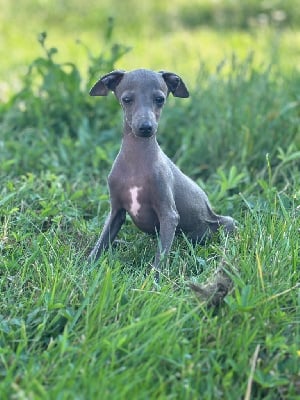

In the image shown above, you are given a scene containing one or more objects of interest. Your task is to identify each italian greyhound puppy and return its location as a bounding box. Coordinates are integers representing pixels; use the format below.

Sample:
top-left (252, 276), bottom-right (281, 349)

top-left (88, 69), bottom-right (235, 279)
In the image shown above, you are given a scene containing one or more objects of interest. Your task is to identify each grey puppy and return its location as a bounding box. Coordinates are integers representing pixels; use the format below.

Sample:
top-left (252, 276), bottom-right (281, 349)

top-left (88, 69), bottom-right (235, 279)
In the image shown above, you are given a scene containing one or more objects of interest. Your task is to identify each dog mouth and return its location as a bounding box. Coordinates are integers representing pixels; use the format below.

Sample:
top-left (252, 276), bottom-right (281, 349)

top-left (136, 123), bottom-right (155, 137)
top-left (134, 120), bottom-right (157, 138)
top-left (125, 114), bottom-right (158, 138)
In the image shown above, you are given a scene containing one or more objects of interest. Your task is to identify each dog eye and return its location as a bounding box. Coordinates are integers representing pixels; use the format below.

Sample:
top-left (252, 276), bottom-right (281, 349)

top-left (122, 96), bottom-right (133, 104)
top-left (155, 96), bottom-right (165, 106)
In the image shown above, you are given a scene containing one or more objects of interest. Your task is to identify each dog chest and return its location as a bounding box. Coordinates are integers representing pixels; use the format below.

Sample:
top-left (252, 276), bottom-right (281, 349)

top-left (111, 180), bottom-right (159, 233)
top-left (128, 186), bottom-right (142, 217)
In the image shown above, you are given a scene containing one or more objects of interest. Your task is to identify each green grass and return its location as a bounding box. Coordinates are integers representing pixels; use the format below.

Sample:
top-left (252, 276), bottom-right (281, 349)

top-left (1, 2), bottom-right (300, 399)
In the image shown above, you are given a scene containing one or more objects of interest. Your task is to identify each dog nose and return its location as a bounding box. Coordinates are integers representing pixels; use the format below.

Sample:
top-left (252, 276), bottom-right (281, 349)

top-left (139, 121), bottom-right (153, 137)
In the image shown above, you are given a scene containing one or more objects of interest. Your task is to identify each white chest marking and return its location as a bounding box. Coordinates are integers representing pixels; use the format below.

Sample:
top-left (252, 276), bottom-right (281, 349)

top-left (129, 186), bottom-right (142, 217)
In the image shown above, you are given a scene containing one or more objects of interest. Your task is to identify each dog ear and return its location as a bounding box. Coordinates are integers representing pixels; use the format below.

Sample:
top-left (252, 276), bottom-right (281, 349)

top-left (159, 71), bottom-right (189, 98)
top-left (89, 70), bottom-right (126, 96)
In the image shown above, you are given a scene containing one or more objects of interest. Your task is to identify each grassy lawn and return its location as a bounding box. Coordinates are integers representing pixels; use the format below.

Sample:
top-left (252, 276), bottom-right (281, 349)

top-left (1, 1), bottom-right (300, 399)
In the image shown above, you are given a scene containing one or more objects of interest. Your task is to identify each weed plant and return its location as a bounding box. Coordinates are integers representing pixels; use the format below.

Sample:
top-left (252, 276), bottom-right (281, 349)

top-left (0, 24), bottom-right (299, 399)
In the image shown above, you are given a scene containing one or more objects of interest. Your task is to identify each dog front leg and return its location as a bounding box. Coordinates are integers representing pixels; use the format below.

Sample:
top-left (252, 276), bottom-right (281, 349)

top-left (88, 208), bottom-right (126, 263)
top-left (153, 208), bottom-right (179, 281)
